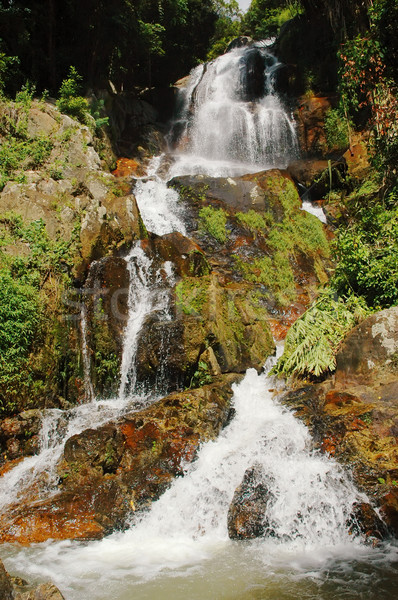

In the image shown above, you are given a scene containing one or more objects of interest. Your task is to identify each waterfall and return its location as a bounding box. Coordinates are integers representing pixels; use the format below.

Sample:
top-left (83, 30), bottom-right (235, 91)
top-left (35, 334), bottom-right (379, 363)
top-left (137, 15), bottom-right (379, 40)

top-left (3, 41), bottom-right (394, 600)
top-left (80, 303), bottom-right (95, 402)
top-left (118, 244), bottom-right (175, 400)
top-left (168, 43), bottom-right (298, 178)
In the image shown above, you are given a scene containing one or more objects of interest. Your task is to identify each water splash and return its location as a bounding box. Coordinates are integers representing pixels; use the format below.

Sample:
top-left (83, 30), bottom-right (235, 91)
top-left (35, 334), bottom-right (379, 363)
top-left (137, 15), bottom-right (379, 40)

top-left (133, 156), bottom-right (187, 236)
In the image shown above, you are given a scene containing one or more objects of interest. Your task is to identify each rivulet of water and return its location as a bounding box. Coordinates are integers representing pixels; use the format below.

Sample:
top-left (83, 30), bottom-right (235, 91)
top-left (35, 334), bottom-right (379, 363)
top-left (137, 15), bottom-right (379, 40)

top-left (118, 243), bottom-right (175, 400)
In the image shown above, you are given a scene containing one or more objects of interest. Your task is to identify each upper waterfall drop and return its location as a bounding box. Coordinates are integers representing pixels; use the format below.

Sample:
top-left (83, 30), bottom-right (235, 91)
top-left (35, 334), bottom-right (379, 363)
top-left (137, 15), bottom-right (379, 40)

top-left (168, 41), bottom-right (299, 178)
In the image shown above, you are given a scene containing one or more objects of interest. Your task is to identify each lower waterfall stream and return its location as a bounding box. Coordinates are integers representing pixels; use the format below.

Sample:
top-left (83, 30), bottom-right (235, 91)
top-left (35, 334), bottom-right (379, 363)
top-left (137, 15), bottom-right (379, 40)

top-left (3, 361), bottom-right (398, 599)
top-left (3, 41), bottom-right (398, 600)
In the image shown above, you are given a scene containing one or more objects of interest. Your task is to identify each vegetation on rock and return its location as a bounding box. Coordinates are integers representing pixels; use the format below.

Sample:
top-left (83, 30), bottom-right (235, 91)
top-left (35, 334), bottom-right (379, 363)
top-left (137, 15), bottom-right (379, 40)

top-left (273, 290), bottom-right (369, 378)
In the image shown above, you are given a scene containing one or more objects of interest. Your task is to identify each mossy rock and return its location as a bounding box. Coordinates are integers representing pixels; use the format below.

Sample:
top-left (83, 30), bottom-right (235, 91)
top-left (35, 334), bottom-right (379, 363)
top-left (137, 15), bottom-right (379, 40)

top-left (134, 274), bottom-right (275, 392)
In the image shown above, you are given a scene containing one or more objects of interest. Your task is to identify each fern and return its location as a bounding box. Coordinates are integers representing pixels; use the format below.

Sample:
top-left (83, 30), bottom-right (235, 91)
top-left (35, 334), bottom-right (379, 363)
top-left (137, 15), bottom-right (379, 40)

top-left (273, 290), bottom-right (369, 379)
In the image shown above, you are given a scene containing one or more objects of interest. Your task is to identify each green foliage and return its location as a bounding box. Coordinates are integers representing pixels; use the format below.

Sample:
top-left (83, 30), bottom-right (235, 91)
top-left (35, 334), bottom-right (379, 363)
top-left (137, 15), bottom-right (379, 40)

top-left (332, 197), bottom-right (398, 308)
top-left (0, 52), bottom-right (18, 96)
top-left (0, 94), bottom-right (53, 191)
top-left (273, 290), bottom-right (369, 379)
top-left (56, 67), bottom-right (90, 125)
top-left (189, 359), bottom-right (212, 388)
top-left (199, 206), bottom-right (228, 244)
top-left (236, 210), bottom-right (273, 232)
top-left (243, 0), bottom-right (302, 40)
top-left (324, 108), bottom-right (350, 150)
top-left (0, 270), bottom-right (42, 413)
top-left (0, 213), bottom-right (79, 413)
top-left (206, 1), bottom-right (242, 60)
top-left (89, 98), bottom-right (109, 132)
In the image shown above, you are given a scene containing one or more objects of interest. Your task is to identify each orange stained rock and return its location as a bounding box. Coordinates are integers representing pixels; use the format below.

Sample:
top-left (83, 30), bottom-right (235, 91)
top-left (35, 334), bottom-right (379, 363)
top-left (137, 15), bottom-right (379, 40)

top-left (0, 458), bottom-right (24, 477)
top-left (112, 158), bottom-right (146, 178)
top-left (0, 503), bottom-right (104, 545)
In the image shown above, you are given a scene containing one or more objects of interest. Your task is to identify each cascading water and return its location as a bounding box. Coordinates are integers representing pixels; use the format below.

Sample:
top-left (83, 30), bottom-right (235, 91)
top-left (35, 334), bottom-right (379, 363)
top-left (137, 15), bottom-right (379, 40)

top-left (0, 244), bottom-right (176, 514)
top-left (118, 244), bottom-right (175, 401)
top-left (168, 41), bottom-right (298, 178)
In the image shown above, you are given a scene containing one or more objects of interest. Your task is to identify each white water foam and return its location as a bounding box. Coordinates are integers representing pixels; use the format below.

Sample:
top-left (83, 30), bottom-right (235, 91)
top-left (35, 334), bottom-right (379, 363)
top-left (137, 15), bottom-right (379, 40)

top-left (168, 44), bottom-right (298, 178)
top-left (302, 200), bottom-right (327, 223)
top-left (4, 358), bottom-right (369, 599)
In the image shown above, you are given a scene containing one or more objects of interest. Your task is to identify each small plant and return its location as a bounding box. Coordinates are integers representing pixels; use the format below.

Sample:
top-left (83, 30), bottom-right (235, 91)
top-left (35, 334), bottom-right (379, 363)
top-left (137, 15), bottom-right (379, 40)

top-left (324, 108), bottom-right (350, 150)
top-left (199, 206), bottom-right (228, 244)
top-left (189, 360), bottom-right (212, 389)
top-left (56, 67), bottom-right (90, 125)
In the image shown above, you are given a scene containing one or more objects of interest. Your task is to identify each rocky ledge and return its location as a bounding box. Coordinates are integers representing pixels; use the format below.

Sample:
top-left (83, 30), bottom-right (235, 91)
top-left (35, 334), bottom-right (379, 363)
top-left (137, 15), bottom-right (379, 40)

top-left (0, 375), bottom-right (239, 544)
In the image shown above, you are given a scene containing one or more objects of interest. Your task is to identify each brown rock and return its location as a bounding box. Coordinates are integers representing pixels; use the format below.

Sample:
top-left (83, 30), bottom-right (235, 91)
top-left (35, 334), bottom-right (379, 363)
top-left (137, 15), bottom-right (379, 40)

top-left (287, 158), bottom-right (347, 200)
top-left (135, 274), bottom-right (275, 391)
top-left (112, 157), bottom-right (146, 178)
top-left (347, 502), bottom-right (388, 541)
top-left (335, 307), bottom-right (398, 386)
top-left (152, 232), bottom-right (210, 278)
top-left (0, 375), bottom-right (239, 544)
top-left (16, 583), bottom-right (65, 600)
top-left (0, 559), bottom-right (14, 600)
top-left (294, 95), bottom-right (336, 157)
top-left (228, 465), bottom-right (274, 539)
top-left (83, 255), bottom-right (130, 397)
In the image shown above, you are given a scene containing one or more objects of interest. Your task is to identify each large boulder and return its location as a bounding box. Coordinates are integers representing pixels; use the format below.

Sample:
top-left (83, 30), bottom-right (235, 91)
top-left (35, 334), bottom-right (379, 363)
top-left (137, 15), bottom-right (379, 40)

top-left (0, 560), bottom-right (14, 600)
top-left (83, 255), bottom-right (130, 397)
top-left (0, 375), bottom-right (239, 544)
top-left (294, 94), bottom-right (337, 158)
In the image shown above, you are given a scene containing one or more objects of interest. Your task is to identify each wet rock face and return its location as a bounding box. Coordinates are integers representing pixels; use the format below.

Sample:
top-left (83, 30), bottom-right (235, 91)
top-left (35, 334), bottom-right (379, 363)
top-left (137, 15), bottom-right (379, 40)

top-left (135, 273), bottom-right (275, 393)
top-left (0, 560), bottom-right (14, 600)
top-left (239, 48), bottom-right (266, 102)
top-left (294, 94), bottom-right (336, 157)
top-left (0, 560), bottom-right (65, 600)
top-left (0, 375), bottom-right (239, 544)
top-left (347, 502), bottom-right (388, 541)
top-left (227, 465), bottom-right (274, 539)
top-left (84, 256), bottom-right (130, 397)
top-left (0, 410), bottom-right (42, 463)
top-left (281, 307), bottom-right (398, 538)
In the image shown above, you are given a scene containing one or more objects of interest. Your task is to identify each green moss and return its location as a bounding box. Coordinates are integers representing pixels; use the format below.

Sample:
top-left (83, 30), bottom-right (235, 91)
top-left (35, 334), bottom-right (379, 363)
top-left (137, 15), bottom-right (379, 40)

top-left (234, 253), bottom-right (296, 306)
top-left (268, 211), bottom-right (330, 257)
top-left (199, 206), bottom-right (228, 244)
top-left (236, 209), bottom-right (273, 232)
top-left (176, 277), bottom-right (209, 316)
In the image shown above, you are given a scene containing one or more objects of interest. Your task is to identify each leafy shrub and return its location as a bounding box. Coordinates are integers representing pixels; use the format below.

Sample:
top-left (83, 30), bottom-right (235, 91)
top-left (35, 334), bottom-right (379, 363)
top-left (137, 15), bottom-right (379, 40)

top-left (0, 270), bottom-right (42, 412)
top-left (332, 200), bottom-right (398, 308)
top-left (273, 291), bottom-right (369, 379)
top-left (56, 67), bottom-right (90, 124)
top-left (199, 206), bottom-right (228, 244)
